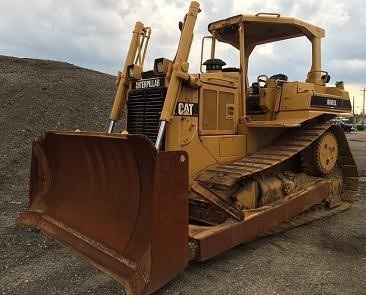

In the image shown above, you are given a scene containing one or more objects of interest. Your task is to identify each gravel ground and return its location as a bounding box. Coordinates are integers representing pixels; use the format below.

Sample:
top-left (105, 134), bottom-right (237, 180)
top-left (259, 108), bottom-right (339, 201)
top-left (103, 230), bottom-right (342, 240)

top-left (1, 56), bottom-right (365, 294)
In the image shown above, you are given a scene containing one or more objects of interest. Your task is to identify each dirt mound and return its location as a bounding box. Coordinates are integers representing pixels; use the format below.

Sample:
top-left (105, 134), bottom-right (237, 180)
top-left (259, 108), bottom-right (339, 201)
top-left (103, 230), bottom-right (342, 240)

top-left (0, 55), bottom-right (126, 294)
top-left (0, 55), bottom-right (116, 226)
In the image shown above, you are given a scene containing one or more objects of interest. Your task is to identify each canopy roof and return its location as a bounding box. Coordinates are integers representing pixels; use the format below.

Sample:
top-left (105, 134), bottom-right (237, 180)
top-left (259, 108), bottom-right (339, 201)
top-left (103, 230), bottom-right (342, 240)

top-left (208, 13), bottom-right (325, 49)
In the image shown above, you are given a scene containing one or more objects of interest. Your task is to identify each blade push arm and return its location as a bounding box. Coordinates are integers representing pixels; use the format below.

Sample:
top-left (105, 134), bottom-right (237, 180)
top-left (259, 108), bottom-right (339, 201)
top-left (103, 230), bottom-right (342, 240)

top-left (155, 1), bottom-right (201, 149)
top-left (108, 22), bottom-right (151, 133)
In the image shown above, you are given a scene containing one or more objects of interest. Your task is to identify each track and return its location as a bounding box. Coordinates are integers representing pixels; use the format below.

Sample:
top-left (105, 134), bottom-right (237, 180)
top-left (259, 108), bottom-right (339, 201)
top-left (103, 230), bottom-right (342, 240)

top-left (194, 122), bottom-right (358, 221)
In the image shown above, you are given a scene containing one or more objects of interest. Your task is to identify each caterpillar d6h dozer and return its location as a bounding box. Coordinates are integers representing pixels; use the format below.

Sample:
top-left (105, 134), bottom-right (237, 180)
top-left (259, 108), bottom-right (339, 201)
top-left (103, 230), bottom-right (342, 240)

top-left (17, 1), bottom-right (358, 294)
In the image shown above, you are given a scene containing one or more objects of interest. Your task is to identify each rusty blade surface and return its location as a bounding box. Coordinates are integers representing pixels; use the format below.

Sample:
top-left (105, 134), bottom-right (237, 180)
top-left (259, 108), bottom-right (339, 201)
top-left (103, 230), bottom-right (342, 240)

top-left (17, 131), bottom-right (189, 294)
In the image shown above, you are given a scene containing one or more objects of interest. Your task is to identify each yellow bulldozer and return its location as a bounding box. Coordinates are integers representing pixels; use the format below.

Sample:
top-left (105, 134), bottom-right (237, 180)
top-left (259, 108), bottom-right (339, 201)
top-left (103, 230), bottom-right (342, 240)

top-left (18, 2), bottom-right (358, 294)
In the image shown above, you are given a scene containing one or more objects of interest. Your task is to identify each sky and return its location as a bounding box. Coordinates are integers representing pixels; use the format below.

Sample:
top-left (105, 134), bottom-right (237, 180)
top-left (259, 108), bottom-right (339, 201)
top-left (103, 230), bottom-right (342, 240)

top-left (1, 0), bottom-right (365, 113)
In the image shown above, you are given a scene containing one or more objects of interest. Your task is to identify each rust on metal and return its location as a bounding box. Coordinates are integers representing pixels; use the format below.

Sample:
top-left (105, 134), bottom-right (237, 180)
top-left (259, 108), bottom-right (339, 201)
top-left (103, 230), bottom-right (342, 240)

top-left (190, 180), bottom-right (331, 261)
top-left (17, 131), bottom-right (190, 295)
top-left (191, 181), bottom-right (243, 221)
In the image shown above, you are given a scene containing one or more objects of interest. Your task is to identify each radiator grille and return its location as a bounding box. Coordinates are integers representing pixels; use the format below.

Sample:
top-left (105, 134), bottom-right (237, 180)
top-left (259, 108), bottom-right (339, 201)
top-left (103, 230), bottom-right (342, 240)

top-left (127, 87), bottom-right (166, 143)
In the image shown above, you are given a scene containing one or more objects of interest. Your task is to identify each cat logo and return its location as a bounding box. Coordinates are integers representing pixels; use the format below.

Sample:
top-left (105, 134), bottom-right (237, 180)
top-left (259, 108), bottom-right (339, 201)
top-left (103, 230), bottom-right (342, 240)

top-left (175, 102), bottom-right (198, 116)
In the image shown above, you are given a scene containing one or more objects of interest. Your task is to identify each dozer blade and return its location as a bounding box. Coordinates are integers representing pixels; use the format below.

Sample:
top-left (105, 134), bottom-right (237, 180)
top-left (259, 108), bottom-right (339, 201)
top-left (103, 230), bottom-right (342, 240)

top-left (17, 131), bottom-right (189, 295)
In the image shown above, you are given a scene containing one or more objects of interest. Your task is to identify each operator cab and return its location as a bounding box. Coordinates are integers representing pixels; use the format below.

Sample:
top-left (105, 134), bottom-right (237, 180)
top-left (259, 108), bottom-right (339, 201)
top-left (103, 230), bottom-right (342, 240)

top-left (200, 13), bottom-right (351, 122)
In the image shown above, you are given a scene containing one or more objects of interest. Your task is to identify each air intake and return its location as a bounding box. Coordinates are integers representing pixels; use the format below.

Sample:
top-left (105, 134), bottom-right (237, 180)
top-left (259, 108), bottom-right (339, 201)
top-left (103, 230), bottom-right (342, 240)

top-left (127, 87), bottom-right (166, 143)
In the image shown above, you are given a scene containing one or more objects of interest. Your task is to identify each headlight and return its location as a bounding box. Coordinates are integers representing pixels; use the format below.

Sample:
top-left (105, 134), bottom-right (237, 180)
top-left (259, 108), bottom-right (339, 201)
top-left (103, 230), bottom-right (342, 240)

top-left (127, 64), bottom-right (142, 79)
top-left (128, 66), bottom-right (134, 78)
top-left (153, 58), bottom-right (172, 75)
top-left (156, 61), bottom-right (164, 73)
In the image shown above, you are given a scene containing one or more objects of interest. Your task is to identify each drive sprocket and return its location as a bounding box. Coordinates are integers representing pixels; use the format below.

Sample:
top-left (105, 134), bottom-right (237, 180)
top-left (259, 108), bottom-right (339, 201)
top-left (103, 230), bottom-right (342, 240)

top-left (301, 131), bottom-right (339, 176)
